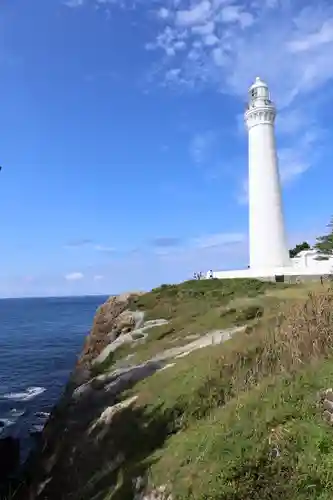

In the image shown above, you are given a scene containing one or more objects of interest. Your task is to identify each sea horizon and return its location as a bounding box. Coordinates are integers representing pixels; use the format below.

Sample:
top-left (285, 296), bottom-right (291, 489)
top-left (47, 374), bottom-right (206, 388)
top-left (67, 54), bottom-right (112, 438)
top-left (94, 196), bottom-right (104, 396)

top-left (0, 293), bottom-right (115, 301)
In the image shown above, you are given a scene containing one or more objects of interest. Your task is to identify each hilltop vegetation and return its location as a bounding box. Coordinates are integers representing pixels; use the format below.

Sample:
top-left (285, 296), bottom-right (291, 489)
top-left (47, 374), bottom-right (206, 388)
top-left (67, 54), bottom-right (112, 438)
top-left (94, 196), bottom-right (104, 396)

top-left (14, 277), bottom-right (333, 500)
top-left (92, 278), bottom-right (285, 373)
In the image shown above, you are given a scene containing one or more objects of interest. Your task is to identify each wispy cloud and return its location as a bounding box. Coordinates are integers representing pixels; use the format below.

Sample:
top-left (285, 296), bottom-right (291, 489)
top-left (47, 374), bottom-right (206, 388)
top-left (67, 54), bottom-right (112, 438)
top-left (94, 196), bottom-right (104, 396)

top-left (150, 237), bottom-right (183, 248)
top-left (63, 0), bottom-right (85, 7)
top-left (64, 238), bottom-right (93, 248)
top-left (123, 230), bottom-right (247, 260)
top-left (142, 1), bottom-right (333, 106)
top-left (149, 231), bottom-right (246, 256)
top-left (6, 224), bottom-right (325, 297)
top-left (65, 1), bottom-right (333, 103)
top-left (93, 274), bottom-right (104, 281)
top-left (64, 0), bottom-right (331, 195)
top-left (65, 272), bottom-right (84, 281)
top-left (192, 232), bottom-right (245, 249)
top-left (145, 0), bottom-right (331, 192)
top-left (189, 130), bottom-right (218, 164)
top-left (93, 244), bottom-right (116, 253)
top-left (64, 240), bottom-right (116, 253)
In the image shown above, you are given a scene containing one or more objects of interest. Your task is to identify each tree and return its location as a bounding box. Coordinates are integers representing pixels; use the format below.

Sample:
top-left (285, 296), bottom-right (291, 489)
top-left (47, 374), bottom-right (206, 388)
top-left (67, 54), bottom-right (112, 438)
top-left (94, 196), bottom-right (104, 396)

top-left (289, 241), bottom-right (311, 258)
top-left (314, 217), bottom-right (333, 258)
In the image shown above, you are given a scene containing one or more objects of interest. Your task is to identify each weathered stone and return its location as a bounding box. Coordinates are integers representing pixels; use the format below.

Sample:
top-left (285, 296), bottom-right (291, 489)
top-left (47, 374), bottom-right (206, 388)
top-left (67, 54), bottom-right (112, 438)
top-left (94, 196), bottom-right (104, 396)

top-left (88, 396), bottom-right (138, 440)
top-left (134, 484), bottom-right (171, 500)
top-left (318, 388), bottom-right (333, 401)
top-left (77, 292), bottom-right (143, 368)
top-left (323, 398), bottom-right (333, 413)
top-left (323, 410), bottom-right (333, 425)
top-left (324, 389), bottom-right (333, 401)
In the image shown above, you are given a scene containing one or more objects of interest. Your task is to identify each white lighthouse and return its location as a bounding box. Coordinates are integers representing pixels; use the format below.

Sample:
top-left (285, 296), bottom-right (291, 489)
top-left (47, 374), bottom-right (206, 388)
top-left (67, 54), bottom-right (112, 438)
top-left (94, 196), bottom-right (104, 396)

top-left (208, 78), bottom-right (333, 281)
top-left (244, 77), bottom-right (290, 272)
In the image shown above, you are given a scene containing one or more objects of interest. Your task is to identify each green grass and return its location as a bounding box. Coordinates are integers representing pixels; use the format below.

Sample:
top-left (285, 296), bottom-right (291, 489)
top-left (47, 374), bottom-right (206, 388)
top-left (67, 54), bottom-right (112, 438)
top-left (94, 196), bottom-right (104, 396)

top-left (15, 278), bottom-right (333, 500)
top-left (148, 360), bottom-right (333, 500)
top-left (94, 279), bottom-right (289, 371)
top-left (128, 278), bottom-right (285, 322)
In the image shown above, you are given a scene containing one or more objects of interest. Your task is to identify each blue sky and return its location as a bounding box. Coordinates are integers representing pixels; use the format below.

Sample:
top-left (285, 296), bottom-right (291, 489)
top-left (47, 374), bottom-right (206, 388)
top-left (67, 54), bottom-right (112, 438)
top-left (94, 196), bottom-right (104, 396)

top-left (0, 0), bottom-right (333, 297)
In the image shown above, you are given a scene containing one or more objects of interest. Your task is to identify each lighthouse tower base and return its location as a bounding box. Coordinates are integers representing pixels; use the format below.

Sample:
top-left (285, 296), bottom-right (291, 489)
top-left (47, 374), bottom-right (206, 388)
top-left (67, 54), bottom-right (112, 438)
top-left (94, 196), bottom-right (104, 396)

top-left (207, 250), bottom-right (333, 282)
top-left (208, 267), bottom-right (319, 283)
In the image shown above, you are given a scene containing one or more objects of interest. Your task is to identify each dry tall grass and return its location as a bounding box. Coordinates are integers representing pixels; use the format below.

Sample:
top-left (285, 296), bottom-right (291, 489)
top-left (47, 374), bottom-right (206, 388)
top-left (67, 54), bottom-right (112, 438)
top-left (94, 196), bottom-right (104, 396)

top-left (258, 288), bottom-right (333, 374)
top-left (161, 287), bottom-right (333, 424)
top-left (204, 287), bottom-right (333, 407)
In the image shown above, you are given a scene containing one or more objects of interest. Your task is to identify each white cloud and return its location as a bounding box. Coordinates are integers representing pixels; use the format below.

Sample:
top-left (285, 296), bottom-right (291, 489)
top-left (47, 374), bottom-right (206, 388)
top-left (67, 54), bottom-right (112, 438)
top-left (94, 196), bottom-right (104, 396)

top-left (141, 0), bottom-right (333, 110)
top-left (64, 238), bottom-right (93, 249)
top-left (192, 21), bottom-right (215, 35)
top-left (275, 108), bottom-right (306, 136)
top-left (157, 7), bottom-right (170, 19)
top-left (67, 1), bottom-right (333, 106)
top-left (65, 0), bottom-right (331, 197)
top-left (150, 231), bottom-right (246, 257)
top-left (63, 0), bottom-right (85, 7)
top-left (279, 129), bottom-right (319, 184)
top-left (203, 34), bottom-right (219, 46)
top-left (93, 244), bottom-right (115, 252)
top-left (93, 274), bottom-right (104, 280)
top-left (176, 1), bottom-right (212, 26)
top-left (218, 5), bottom-right (254, 27)
top-left (288, 19), bottom-right (333, 53)
top-left (192, 232), bottom-right (245, 249)
top-left (65, 272), bottom-right (84, 281)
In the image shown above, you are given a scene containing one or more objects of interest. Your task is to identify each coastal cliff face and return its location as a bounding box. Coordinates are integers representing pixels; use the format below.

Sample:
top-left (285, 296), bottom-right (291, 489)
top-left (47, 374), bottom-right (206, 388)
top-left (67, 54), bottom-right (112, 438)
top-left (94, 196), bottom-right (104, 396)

top-left (14, 280), bottom-right (333, 500)
top-left (16, 291), bottom-right (146, 499)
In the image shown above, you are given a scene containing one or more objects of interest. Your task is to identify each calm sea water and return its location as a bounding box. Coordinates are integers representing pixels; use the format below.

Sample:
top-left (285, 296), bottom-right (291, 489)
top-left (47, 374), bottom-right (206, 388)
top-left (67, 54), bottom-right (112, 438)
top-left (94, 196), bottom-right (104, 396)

top-left (0, 295), bottom-right (107, 462)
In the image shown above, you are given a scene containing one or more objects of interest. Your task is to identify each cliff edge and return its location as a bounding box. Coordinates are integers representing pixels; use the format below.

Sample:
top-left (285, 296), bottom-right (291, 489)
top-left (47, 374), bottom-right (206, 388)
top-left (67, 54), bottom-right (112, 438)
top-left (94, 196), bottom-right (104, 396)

top-left (14, 279), bottom-right (333, 500)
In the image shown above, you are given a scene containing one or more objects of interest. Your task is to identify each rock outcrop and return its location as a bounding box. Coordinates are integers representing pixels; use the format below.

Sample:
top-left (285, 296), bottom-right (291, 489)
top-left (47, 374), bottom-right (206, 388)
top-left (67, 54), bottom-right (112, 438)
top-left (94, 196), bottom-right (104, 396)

top-left (77, 292), bottom-right (142, 369)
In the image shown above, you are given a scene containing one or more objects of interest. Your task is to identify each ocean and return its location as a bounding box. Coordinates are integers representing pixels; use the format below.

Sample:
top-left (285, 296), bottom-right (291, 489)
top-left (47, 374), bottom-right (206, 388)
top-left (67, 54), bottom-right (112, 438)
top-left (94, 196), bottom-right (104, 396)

top-left (0, 295), bottom-right (108, 463)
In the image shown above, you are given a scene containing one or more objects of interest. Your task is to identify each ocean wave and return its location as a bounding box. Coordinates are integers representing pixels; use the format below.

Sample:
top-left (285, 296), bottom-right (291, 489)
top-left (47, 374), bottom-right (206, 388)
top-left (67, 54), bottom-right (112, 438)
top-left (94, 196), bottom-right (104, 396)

top-left (10, 408), bottom-right (26, 418)
top-left (3, 386), bottom-right (46, 402)
top-left (0, 407), bottom-right (27, 433)
top-left (34, 411), bottom-right (50, 419)
top-left (0, 417), bottom-right (15, 428)
top-left (29, 423), bottom-right (45, 436)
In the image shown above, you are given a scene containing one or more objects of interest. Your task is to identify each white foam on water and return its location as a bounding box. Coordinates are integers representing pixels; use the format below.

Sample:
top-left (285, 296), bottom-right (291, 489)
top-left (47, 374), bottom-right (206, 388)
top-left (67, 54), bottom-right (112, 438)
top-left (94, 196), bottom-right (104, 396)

top-left (29, 423), bottom-right (45, 435)
top-left (34, 411), bottom-right (50, 419)
top-left (0, 407), bottom-right (27, 433)
top-left (0, 417), bottom-right (15, 428)
top-left (3, 386), bottom-right (46, 402)
top-left (10, 408), bottom-right (26, 418)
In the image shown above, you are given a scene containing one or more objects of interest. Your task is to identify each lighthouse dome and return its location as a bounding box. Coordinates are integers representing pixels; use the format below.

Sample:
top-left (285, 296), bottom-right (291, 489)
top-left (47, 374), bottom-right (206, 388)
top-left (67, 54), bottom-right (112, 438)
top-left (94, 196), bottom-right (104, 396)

top-left (249, 77), bottom-right (268, 91)
top-left (248, 76), bottom-right (270, 101)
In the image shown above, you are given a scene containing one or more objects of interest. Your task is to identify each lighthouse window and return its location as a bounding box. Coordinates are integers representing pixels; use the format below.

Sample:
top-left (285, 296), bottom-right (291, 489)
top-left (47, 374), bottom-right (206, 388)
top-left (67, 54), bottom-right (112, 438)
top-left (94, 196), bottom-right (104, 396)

top-left (251, 88), bottom-right (258, 98)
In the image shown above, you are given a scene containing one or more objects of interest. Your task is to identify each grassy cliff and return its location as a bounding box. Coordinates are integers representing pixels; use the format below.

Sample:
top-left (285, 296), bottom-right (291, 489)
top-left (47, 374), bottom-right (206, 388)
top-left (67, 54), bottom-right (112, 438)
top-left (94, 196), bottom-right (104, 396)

top-left (14, 278), bottom-right (333, 500)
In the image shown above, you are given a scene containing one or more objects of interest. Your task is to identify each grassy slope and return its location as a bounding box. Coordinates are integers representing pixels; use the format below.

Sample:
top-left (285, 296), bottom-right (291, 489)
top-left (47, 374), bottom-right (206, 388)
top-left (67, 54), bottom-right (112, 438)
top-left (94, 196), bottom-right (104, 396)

top-left (95, 279), bottom-right (288, 372)
top-left (19, 278), bottom-right (333, 500)
top-left (150, 361), bottom-right (333, 500)
top-left (77, 278), bottom-right (333, 500)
